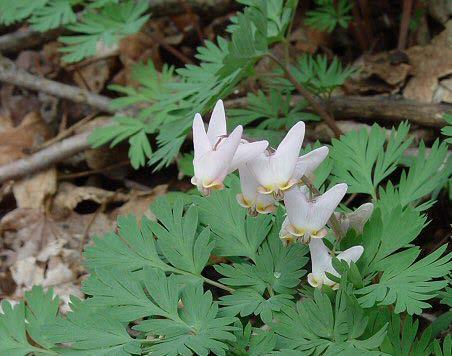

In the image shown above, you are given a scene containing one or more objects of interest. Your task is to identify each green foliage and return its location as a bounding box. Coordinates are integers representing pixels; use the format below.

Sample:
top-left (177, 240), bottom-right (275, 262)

top-left (230, 322), bottom-right (277, 355)
top-left (228, 90), bottom-right (318, 146)
top-left (0, 287), bottom-right (58, 355)
top-left (0, 0), bottom-right (149, 62)
top-left (0, 161), bottom-right (451, 354)
top-left (194, 177), bottom-right (273, 261)
top-left (272, 288), bottom-right (387, 354)
top-left (290, 54), bottom-right (358, 95)
top-left (59, 1), bottom-right (149, 62)
top-left (442, 112), bottom-right (452, 144)
top-left (90, 1), bottom-right (301, 169)
top-left (305, 0), bottom-right (352, 32)
top-left (84, 196), bottom-right (213, 279)
top-left (398, 139), bottom-right (450, 209)
top-left (330, 122), bottom-right (412, 198)
top-left (216, 210), bottom-right (308, 323)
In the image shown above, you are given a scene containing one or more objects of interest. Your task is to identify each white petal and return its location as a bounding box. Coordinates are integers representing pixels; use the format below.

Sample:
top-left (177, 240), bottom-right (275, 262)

top-left (192, 113), bottom-right (211, 160)
top-left (310, 183), bottom-right (348, 230)
top-left (216, 125), bottom-right (243, 163)
top-left (194, 125), bottom-right (242, 187)
top-left (229, 140), bottom-right (268, 173)
top-left (207, 99), bottom-right (227, 146)
top-left (238, 165), bottom-right (260, 203)
top-left (270, 121), bottom-right (305, 185)
top-left (348, 203), bottom-right (374, 234)
top-left (292, 146), bottom-right (329, 180)
top-left (275, 121), bottom-right (305, 158)
top-left (284, 185), bottom-right (311, 230)
top-left (336, 245), bottom-right (364, 264)
top-left (308, 238), bottom-right (333, 278)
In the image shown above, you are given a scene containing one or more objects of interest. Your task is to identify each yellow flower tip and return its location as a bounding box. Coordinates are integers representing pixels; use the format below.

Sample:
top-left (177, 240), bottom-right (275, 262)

top-left (203, 180), bottom-right (224, 190)
top-left (286, 224), bottom-right (306, 237)
top-left (236, 194), bottom-right (252, 209)
top-left (279, 179), bottom-right (298, 191)
top-left (310, 228), bottom-right (328, 239)
top-left (257, 185), bottom-right (274, 195)
top-left (256, 204), bottom-right (276, 215)
top-left (280, 234), bottom-right (297, 246)
top-left (307, 273), bottom-right (321, 288)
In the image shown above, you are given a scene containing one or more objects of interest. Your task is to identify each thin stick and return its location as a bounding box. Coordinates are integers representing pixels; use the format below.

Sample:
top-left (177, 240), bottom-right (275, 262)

top-left (146, 31), bottom-right (195, 65)
top-left (0, 55), bottom-right (113, 113)
top-left (267, 53), bottom-right (343, 138)
top-left (398, 0), bottom-right (413, 50)
top-left (0, 130), bottom-right (93, 183)
top-left (300, 176), bottom-right (344, 241)
top-left (33, 113), bottom-right (97, 152)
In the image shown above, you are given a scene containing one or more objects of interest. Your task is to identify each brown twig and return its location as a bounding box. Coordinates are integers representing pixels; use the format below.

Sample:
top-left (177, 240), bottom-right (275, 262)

top-left (267, 53), bottom-right (343, 138)
top-left (0, 130), bottom-right (93, 183)
top-left (398, 0), bottom-right (413, 50)
top-left (146, 31), bottom-right (195, 65)
top-left (33, 113), bottom-right (98, 152)
top-left (0, 55), bottom-right (113, 113)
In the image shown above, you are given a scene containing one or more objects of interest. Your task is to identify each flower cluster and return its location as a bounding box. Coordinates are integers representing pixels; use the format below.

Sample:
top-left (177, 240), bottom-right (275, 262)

top-left (192, 100), bottom-right (370, 289)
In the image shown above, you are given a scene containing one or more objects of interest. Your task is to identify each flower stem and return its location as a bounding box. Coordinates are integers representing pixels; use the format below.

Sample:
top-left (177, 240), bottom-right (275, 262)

top-left (266, 53), bottom-right (343, 138)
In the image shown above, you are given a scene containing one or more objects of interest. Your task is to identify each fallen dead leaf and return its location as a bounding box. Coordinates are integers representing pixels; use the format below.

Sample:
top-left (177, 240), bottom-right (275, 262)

top-left (53, 182), bottom-right (129, 215)
top-left (344, 51), bottom-right (411, 94)
top-left (111, 184), bottom-right (168, 222)
top-left (403, 25), bottom-right (452, 102)
top-left (12, 168), bottom-right (57, 209)
top-left (0, 112), bottom-right (51, 165)
top-left (73, 59), bottom-right (114, 93)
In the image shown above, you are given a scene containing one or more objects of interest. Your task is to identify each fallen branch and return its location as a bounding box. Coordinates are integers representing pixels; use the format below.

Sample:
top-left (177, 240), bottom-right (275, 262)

top-left (0, 28), bottom-right (62, 53)
top-left (0, 92), bottom-right (449, 184)
top-left (228, 95), bottom-right (450, 128)
top-left (322, 95), bottom-right (449, 128)
top-left (0, 55), bottom-right (113, 113)
top-left (0, 131), bottom-right (91, 183)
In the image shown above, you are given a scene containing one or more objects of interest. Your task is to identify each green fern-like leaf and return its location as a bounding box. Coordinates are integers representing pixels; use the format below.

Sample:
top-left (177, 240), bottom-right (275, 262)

top-left (29, 0), bottom-right (79, 31)
top-left (356, 245), bottom-right (451, 315)
top-left (0, 286), bottom-right (59, 355)
top-left (272, 288), bottom-right (387, 354)
top-left (194, 176), bottom-right (272, 261)
top-left (441, 113), bottom-right (452, 144)
top-left (305, 0), bottom-right (352, 32)
top-left (330, 122), bottom-right (412, 198)
top-left (59, 0), bottom-right (149, 62)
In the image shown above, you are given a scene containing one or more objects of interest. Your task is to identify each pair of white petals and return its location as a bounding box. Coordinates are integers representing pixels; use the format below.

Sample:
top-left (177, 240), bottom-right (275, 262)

top-left (308, 238), bottom-right (364, 289)
top-left (280, 183), bottom-right (348, 244)
top-left (191, 100), bottom-right (268, 195)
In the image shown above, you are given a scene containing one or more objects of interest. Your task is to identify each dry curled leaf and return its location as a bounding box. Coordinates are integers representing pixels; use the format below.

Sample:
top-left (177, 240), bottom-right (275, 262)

top-left (403, 25), bottom-right (452, 103)
top-left (12, 168), bottom-right (57, 209)
top-left (0, 112), bottom-right (51, 165)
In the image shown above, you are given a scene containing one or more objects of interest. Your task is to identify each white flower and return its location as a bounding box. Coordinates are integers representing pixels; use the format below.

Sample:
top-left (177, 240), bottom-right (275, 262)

top-left (308, 238), bottom-right (364, 289)
top-left (282, 183), bottom-right (348, 243)
top-left (236, 165), bottom-right (276, 215)
top-left (248, 121), bottom-right (305, 197)
top-left (191, 100), bottom-right (268, 195)
top-left (335, 202), bottom-right (374, 235)
top-left (291, 146), bottom-right (329, 181)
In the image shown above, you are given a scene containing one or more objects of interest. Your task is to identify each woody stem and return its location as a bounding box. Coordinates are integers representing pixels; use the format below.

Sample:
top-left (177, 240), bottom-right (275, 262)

top-left (266, 53), bottom-right (343, 138)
